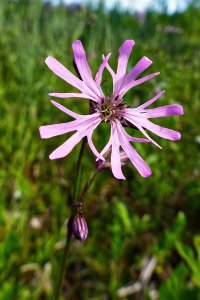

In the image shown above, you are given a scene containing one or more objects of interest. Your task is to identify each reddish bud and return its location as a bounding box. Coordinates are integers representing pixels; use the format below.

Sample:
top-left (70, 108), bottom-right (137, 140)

top-left (71, 214), bottom-right (88, 242)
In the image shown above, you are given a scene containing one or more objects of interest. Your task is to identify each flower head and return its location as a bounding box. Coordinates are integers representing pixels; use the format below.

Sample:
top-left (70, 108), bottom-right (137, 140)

top-left (39, 40), bottom-right (183, 179)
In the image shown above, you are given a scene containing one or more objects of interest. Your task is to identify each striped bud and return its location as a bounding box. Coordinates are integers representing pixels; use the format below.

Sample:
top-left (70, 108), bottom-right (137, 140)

top-left (71, 214), bottom-right (88, 242)
top-left (97, 151), bottom-right (128, 170)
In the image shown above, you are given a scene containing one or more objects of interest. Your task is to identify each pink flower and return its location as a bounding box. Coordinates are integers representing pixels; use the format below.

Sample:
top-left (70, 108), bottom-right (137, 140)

top-left (39, 40), bottom-right (183, 180)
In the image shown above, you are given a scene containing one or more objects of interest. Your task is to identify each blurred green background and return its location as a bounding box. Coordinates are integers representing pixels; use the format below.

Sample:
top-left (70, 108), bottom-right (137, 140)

top-left (0, 0), bottom-right (200, 299)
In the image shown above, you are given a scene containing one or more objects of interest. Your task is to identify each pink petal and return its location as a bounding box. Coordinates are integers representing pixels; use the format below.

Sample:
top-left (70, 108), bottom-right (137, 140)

top-left (117, 56), bottom-right (152, 96)
top-left (51, 100), bottom-right (82, 119)
top-left (46, 56), bottom-right (83, 91)
top-left (110, 123), bottom-right (126, 180)
top-left (136, 125), bottom-right (162, 149)
top-left (85, 117), bottom-right (105, 161)
top-left (72, 40), bottom-right (103, 99)
top-left (128, 136), bottom-right (151, 143)
top-left (45, 56), bottom-right (98, 101)
top-left (39, 113), bottom-right (100, 139)
top-left (116, 122), bottom-right (152, 177)
top-left (49, 92), bottom-right (97, 102)
top-left (49, 130), bottom-right (84, 160)
top-left (95, 53), bottom-right (111, 86)
top-left (116, 40), bottom-right (135, 77)
top-left (99, 137), bottom-right (112, 157)
top-left (145, 104), bottom-right (184, 118)
top-left (124, 132), bottom-right (151, 143)
top-left (121, 140), bottom-right (152, 177)
top-left (103, 55), bottom-right (116, 94)
top-left (114, 40), bottom-right (135, 93)
top-left (138, 118), bottom-right (181, 140)
top-left (103, 56), bottom-right (116, 79)
top-left (51, 100), bottom-right (100, 121)
top-left (72, 41), bottom-right (91, 79)
top-left (133, 72), bottom-right (160, 86)
top-left (39, 119), bottom-right (84, 139)
top-left (122, 113), bottom-right (162, 148)
top-left (138, 90), bottom-right (165, 109)
top-left (87, 131), bottom-right (105, 161)
top-left (127, 56), bottom-right (153, 79)
top-left (120, 71), bottom-right (160, 97)
top-left (49, 117), bottom-right (101, 160)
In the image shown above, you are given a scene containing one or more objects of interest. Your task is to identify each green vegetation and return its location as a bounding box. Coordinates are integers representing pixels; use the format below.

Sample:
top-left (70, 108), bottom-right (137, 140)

top-left (0, 0), bottom-right (199, 299)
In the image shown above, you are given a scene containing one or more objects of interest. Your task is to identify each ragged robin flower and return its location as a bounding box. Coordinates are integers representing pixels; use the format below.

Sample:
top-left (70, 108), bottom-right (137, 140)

top-left (39, 40), bottom-right (183, 179)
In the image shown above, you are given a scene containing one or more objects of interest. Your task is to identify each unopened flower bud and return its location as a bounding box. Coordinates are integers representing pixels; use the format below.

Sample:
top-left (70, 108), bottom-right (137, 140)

top-left (97, 151), bottom-right (128, 170)
top-left (71, 214), bottom-right (88, 242)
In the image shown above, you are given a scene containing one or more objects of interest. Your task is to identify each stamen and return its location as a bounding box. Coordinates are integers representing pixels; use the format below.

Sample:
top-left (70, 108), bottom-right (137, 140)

top-left (96, 97), bottom-right (127, 122)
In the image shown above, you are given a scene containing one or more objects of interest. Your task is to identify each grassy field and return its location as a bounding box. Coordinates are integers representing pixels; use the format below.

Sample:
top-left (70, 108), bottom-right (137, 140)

top-left (0, 0), bottom-right (200, 299)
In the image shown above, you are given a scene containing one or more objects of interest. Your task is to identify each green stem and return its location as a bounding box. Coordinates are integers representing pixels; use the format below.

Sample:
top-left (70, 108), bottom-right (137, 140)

top-left (78, 151), bottom-right (109, 205)
top-left (72, 137), bottom-right (87, 202)
top-left (53, 138), bottom-right (86, 300)
top-left (53, 231), bottom-right (71, 300)
top-left (79, 169), bottom-right (99, 204)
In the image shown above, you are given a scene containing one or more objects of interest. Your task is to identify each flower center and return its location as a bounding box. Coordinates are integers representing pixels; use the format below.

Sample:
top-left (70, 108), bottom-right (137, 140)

top-left (94, 96), bottom-right (127, 123)
top-left (101, 101), bottom-right (116, 122)
top-left (95, 97), bottom-right (119, 122)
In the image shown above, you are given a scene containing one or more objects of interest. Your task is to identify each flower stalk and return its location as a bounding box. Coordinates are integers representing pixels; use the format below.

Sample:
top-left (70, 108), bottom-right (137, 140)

top-left (53, 138), bottom-right (86, 300)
